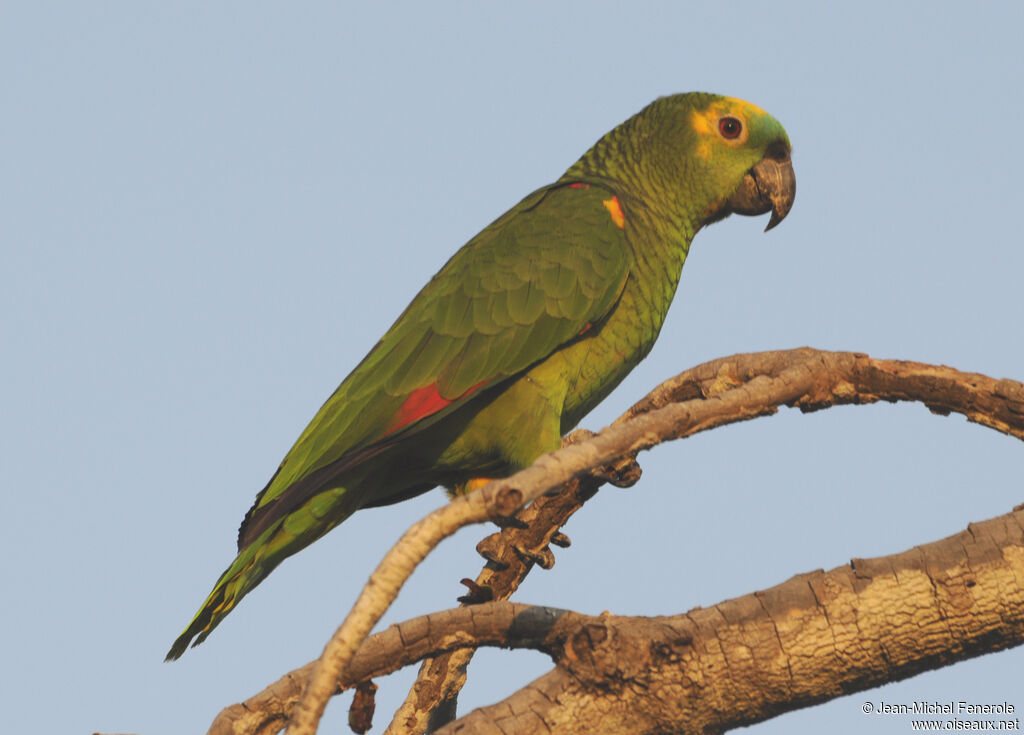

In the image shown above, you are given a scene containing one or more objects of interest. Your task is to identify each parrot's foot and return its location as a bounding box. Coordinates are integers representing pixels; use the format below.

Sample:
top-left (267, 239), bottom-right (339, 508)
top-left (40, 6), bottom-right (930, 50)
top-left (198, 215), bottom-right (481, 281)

top-left (513, 544), bottom-right (555, 569)
top-left (591, 454), bottom-right (642, 488)
top-left (477, 527), bottom-right (565, 570)
top-left (475, 533), bottom-right (510, 569)
top-left (550, 531), bottom-right (571, 548)
top-left (476, 526), bottom-right (569, 569)
top-left (457, 578), bottom-right (494, 604)
top-left (563, 429), bottom-right (642, 488)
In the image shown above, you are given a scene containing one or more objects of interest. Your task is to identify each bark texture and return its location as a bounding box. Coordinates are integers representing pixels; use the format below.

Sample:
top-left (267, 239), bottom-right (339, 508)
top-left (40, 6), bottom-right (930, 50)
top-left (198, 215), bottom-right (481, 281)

top-left (203, 349), bottom-right (1024, 735)
top-left (441, 508), bottom-right (1024, 734)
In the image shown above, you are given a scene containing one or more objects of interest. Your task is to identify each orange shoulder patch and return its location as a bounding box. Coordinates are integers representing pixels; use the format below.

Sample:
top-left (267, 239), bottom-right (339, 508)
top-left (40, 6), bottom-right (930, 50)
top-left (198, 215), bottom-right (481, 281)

top-left (602, 196), bottom-right (625, 229)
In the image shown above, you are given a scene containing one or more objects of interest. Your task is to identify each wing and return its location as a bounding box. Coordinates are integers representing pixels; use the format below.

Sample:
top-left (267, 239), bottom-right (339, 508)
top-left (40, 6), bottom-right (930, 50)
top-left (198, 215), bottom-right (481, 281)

top-left (238, 181), bottom-right (630, 547)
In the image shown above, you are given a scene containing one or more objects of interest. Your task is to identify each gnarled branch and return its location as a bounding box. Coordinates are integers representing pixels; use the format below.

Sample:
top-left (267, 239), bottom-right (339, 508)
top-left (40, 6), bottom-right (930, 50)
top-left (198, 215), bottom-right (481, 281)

top-left (438, 504), bottom-right (1024, 734)
top-left (206, 348), bottom-right (1024, 735)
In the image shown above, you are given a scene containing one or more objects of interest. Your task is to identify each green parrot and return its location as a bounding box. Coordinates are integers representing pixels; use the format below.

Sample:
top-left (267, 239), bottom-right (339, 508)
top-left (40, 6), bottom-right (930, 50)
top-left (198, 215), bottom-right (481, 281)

top-left (167, 92), bottom-right (795, 660)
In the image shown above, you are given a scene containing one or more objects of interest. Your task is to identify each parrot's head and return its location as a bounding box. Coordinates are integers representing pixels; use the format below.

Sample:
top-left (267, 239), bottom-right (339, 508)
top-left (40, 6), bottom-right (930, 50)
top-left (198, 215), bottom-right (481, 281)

top-left (573, 92), bottom-right (795, 237)
top-left (684, 94), bottom-right (796, 232)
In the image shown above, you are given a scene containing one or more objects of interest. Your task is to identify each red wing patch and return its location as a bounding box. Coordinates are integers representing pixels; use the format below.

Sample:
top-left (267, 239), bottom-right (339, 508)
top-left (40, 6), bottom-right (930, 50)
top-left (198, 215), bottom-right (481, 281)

top-left (384, 380), bottom-right (488, 437)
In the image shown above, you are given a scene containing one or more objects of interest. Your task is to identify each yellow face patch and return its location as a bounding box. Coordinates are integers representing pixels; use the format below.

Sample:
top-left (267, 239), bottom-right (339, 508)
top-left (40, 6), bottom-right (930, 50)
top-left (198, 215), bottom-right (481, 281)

top-left (690, 96), bottom-right (765, 159)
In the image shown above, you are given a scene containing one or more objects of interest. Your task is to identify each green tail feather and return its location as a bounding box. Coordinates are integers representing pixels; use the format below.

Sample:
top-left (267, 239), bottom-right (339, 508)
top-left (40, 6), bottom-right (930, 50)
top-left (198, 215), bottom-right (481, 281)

top-left (166, 485), bottom-right (355, 660)
top-left (165, 525), bottom-right (277, 661)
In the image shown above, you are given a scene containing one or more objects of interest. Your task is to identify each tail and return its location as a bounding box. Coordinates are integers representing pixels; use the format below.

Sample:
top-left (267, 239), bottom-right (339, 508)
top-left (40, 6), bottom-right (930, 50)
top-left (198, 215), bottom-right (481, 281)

top-left (165, 522), bottom-right (281, 661)
top-left (165, 483), bottom-right (359, 661)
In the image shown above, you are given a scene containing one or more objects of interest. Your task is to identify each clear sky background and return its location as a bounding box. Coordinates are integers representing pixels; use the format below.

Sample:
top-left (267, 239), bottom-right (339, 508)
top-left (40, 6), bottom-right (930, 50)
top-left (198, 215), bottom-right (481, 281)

top-left (3, 3), bottom-right (1023, 734)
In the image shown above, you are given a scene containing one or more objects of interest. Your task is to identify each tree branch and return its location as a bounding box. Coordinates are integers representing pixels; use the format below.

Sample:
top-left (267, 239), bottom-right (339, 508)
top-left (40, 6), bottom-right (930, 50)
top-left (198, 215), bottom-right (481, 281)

top-left (211, 501), bottom-right (1024, 735)
top-left (385, 348), bottom-right (1024, 731)
top-left (438, 504), bottom-right (1024, 734)
top-left (207, 348), bottom-right (1024, 735)
top-left (385, 430), bottom-right (636, 735)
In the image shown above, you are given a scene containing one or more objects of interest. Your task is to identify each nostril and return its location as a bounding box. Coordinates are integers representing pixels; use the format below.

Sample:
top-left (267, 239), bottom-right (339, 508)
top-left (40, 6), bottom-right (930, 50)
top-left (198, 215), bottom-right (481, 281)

top-left (765, 141), bottom-right (791, 162)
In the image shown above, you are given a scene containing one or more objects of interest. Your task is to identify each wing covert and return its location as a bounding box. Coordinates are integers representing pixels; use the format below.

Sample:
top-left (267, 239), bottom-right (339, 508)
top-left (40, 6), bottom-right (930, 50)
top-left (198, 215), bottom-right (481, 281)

top-left (254, 181), bottom-right (630, 514)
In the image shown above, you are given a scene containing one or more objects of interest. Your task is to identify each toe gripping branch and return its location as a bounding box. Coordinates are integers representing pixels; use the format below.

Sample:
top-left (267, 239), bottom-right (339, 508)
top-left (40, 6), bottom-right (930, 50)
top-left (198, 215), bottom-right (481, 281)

top-left (457, 439), bottom-right (642, 605)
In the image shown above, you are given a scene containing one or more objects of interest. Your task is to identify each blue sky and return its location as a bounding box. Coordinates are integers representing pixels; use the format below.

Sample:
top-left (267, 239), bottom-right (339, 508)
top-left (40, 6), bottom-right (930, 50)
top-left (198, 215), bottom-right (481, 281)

top-left (3, 3), bottom-right (1023, 734)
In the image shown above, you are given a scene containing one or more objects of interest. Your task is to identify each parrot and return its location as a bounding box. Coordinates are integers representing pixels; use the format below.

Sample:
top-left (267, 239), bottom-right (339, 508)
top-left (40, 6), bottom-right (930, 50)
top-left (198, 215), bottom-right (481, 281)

top-left (166, 92), bottom-right (795, 660)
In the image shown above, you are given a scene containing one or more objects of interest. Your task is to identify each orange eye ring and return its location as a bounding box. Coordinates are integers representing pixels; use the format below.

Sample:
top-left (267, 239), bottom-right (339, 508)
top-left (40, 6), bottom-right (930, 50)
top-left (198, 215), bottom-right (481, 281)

top-left (718, 116), bottom-right (742, 140)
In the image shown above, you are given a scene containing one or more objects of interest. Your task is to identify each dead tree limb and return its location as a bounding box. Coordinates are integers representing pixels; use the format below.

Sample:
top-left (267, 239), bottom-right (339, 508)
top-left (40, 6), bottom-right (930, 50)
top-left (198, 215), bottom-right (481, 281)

top-left (205, 348), bottom-right (1024, 735)
top-left (386, 347), bottom-right (1024, 732)
top-left (208, 502), bottom-right (1024, 735)
top-left (437, 505), bottom-right (1024, 734)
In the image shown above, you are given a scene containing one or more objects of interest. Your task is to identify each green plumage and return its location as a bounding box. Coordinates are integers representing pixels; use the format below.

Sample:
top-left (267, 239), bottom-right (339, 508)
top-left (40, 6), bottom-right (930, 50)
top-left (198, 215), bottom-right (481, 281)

top-left (167, 92), bottom-right (795, 659)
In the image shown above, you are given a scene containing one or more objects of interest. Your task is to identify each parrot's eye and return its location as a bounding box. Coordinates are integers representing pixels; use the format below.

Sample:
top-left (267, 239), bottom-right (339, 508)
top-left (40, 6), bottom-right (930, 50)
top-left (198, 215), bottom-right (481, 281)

top-left (718, 116), bottom-right (743, 140)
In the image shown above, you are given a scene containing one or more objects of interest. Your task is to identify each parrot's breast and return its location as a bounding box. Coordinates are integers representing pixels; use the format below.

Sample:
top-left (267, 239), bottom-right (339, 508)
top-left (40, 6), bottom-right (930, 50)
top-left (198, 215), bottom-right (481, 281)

top-left (558, 236), bottom-right (687, 431)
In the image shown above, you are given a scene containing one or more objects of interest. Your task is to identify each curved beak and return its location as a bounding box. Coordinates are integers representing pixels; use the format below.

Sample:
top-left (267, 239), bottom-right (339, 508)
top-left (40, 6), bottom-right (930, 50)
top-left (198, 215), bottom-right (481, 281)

top-left (726, 144), bottom-right (796, 231)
